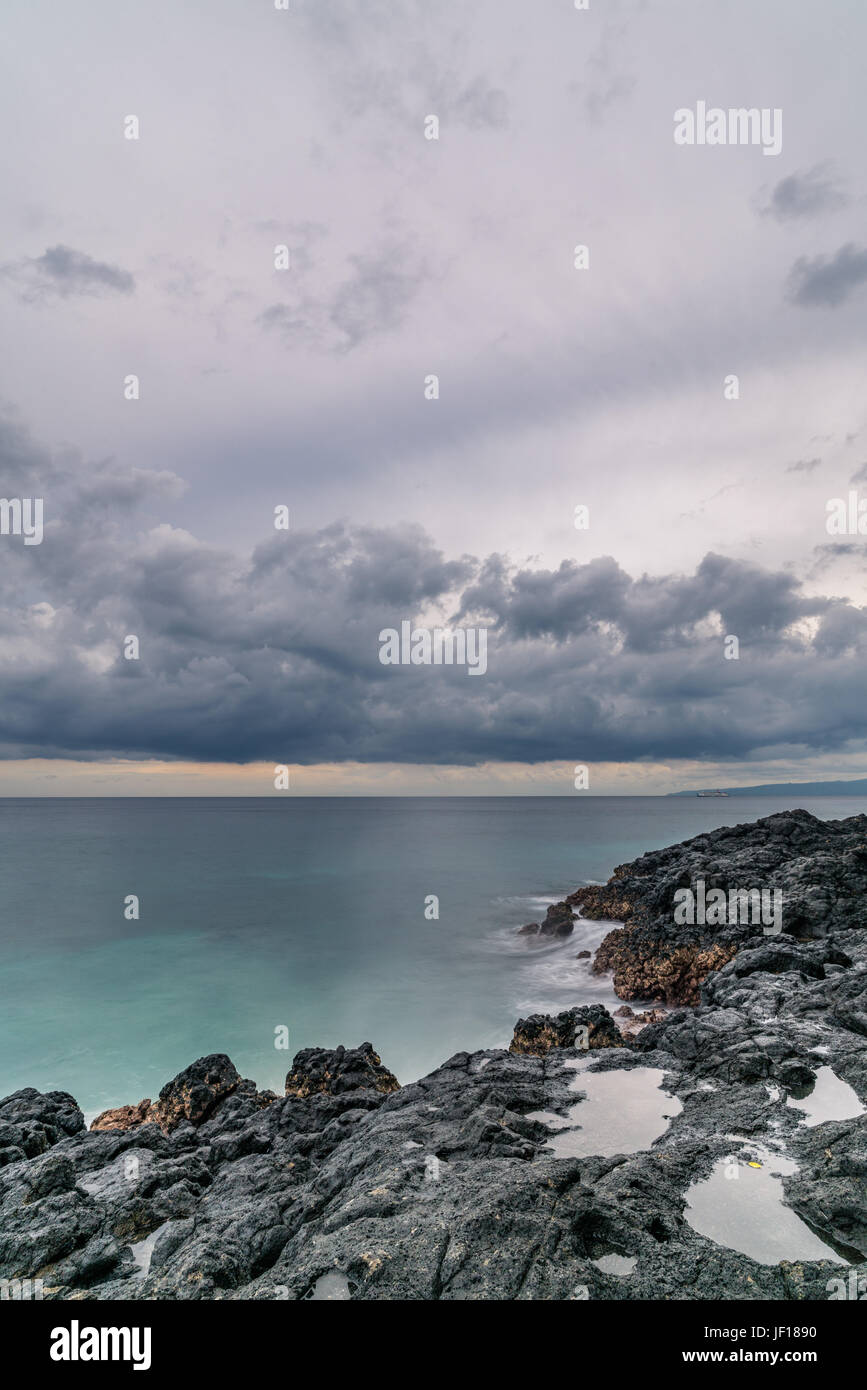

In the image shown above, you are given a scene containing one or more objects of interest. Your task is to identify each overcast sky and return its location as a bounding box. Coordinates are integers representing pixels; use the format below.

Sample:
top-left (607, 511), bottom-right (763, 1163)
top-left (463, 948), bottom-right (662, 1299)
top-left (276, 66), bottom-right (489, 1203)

top-left (1, 0), bottom-right (866, 794)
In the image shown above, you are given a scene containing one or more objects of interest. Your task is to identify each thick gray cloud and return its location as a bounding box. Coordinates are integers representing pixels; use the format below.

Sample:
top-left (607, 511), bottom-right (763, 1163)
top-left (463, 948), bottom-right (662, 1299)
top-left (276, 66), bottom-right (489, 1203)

top-left (1, 418), bottom-right (865, 769)
top-left (788, 243), bottom-right (867, 308)
top-left (1, 245), bottom-right (135, 300)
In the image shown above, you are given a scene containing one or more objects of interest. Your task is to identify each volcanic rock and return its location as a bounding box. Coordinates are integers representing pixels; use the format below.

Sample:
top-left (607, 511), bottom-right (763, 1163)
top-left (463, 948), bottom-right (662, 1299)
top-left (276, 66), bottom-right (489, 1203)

top-left (574, 810), bottom-right (867, 1004)
top-left (510, 1005), bottom-right (624, 1054)
top-left (284, 1043), bottom-right (400, 1098)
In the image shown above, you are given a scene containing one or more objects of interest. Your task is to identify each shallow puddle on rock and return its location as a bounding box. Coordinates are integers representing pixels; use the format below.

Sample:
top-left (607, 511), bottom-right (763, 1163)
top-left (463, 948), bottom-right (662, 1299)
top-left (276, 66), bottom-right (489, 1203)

top-left (685, 1147), bottom-right (846, 1266)
top-left (593, 1253), bottom-right (637, 1276)
top-left (526, 1109), bottom-right (573, 1130)
top-left (786, 1067), bottom-right (865, 1127)
top-left (307, 1270), bottom-right (351, 1300)
top-left (529, 1062), bottom-right (682, 1158)
top-left (129, 1228), bottom-right (161, 1280)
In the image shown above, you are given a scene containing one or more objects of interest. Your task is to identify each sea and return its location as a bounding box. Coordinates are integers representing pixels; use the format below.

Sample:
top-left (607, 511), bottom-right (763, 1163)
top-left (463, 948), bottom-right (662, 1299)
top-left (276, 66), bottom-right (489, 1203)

top-left (2, 794), bottom-right (865, 1118)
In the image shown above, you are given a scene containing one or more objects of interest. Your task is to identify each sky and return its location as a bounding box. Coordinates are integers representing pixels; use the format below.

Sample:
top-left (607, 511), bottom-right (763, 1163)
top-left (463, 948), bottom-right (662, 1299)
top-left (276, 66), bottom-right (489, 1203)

top-left (1, 0), bottom-right (866, 795)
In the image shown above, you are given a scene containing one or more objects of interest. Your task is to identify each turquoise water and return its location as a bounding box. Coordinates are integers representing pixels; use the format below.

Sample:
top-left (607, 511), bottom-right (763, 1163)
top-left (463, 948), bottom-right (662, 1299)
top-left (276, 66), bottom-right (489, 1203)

top-left (1, 795), bottom-right (864, 1116)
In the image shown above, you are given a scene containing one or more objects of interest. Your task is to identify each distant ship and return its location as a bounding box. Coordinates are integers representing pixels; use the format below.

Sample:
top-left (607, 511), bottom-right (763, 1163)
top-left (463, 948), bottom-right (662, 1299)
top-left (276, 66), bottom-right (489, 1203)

top-left (696, 789), bottom-right (729, 797)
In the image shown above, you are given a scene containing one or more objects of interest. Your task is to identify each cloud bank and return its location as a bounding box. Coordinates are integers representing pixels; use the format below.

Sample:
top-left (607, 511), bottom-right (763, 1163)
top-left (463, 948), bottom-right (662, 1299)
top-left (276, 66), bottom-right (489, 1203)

top-left (1, 418), bottom-right (865, 769)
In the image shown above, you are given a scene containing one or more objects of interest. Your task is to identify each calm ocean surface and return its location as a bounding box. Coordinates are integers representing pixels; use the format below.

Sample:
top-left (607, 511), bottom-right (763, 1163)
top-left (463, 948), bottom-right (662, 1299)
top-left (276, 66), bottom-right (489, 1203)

top-left (2, 795), bottom-right (865, 1117)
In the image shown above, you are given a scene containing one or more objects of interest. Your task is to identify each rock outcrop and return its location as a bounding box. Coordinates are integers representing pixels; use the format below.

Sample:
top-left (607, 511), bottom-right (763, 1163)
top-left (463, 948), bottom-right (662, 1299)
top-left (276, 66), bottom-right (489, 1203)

top-left (0, 1088), bottom-right (84, 1168)
top-left (90, 1099), bottom-right (153, 1134)
top-left (284, 1044), bottom-right (400, 1098)
top-left (517, 901), bottom-right (576, 938)
top-left (568, 809), bottom-right (867, 1004)
top-left (595, 937), bottom-right (738, 1005)
top-left (510, 1004), bottom-right (624, 1054)
top-left (91, 1055), bottom-right (241, 1134)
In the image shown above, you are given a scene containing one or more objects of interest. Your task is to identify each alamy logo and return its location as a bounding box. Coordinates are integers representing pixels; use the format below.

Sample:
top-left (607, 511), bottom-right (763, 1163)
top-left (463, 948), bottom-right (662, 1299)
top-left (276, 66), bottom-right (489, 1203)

top-left (379, 621), bottom-right (488, 675)
top-left (826, 492), bottom-right (867, 535)
top-left (827, 1272), bottom-right (867, 1300)
top-left (50, 1320), bottom-right (151, 1371)
top-left (0, 497), bottom-right (43, 545)
top-left (673, 102), bottom-right (782, 156)
top-left (0, 1277), bottom-right (43, 1300)
top-left (673, 881), bottom-right (782, 935)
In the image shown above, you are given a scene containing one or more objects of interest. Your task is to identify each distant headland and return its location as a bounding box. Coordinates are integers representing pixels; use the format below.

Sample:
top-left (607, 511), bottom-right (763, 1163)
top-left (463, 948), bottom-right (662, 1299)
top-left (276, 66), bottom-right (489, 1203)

top-left (668, 778), bottom-right (867, 797)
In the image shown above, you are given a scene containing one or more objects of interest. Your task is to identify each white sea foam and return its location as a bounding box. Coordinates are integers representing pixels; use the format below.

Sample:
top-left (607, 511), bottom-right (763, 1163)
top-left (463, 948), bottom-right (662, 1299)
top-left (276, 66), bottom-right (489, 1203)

top-left (490, 894), bottom-right (646, 1021)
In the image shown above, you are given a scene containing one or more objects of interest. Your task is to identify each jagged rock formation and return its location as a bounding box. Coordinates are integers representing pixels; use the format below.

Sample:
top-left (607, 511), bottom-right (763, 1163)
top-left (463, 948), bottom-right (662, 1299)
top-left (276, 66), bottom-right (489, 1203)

top-left (568, 809), bottom-right (867, 1004)
top-left (91, 1056), bottom-right (243, 1135)
top-left (510, 1005), bottom-right (624, 1054)
top-left (517, 901), bottom-right (576, 938)
top-left (284, 1044), bottom-right (400, 1098)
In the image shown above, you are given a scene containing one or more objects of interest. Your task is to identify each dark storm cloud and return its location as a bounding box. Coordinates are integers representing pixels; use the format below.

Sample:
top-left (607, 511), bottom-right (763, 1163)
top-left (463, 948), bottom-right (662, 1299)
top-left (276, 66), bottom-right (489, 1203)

top-left (811, 602), bottom-right (867, 657)
top-left (2, 419), bottom-right (865, 769)
top-left (760, 164), bottom-right (847, 221)
top-left (1, 245), bottom-right (135, 300)
top-left (787, 243), bottom-right (867, 307)
top-left (459, 552), bottom-right (828, 651)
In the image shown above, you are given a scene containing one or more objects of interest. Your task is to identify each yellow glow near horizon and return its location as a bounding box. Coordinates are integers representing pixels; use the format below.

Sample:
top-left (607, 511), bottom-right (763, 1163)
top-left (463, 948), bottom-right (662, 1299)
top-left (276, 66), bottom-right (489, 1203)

top-left (0, 756), bottom-right (863, 796)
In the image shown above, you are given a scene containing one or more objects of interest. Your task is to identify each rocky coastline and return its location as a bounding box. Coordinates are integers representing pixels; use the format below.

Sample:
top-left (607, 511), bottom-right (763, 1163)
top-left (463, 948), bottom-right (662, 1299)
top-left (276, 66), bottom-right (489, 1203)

top-left (2, 809), bottom-right (866, 1300)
